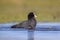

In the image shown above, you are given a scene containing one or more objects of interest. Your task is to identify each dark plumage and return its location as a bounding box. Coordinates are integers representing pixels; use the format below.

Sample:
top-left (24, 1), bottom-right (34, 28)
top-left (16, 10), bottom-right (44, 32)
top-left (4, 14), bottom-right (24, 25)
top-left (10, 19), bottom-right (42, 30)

top-left (11, 12), bottom-right (37, 30)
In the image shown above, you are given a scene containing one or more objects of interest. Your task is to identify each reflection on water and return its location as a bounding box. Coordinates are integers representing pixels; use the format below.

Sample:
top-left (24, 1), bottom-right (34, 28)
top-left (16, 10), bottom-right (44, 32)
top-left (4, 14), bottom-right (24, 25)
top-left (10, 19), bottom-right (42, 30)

top-left (28, 30), bottom-right (34, 40)
top-left (0, 31), bottom-right (60, 40)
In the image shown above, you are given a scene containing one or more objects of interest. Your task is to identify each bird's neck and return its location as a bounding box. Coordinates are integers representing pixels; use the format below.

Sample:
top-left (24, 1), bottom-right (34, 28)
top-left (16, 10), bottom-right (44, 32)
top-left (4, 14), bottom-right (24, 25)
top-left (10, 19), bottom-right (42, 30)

top-left (28, 17), bottom-right (35, 20)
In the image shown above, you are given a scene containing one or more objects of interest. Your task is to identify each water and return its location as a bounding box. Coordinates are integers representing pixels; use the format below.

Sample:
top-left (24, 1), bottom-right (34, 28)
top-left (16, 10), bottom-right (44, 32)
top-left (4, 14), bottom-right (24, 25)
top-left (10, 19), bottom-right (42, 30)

top-left (34, 31), bottom-right (60, 40)
top-left (0, 22), bottom-right (60, 40)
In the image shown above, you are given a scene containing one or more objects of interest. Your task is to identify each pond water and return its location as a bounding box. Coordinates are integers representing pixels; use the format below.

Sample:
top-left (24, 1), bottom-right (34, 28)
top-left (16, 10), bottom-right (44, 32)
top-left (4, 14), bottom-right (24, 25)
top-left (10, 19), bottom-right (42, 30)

top-left (0, 22), bottom-right (60, 40)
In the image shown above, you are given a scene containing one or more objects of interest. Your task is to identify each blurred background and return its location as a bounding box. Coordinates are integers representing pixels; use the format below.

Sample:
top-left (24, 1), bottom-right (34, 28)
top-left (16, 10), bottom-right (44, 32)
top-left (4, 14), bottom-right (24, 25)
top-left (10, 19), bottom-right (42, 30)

top-left (0, 0), bottom-right (60, 40)
top-left (0, 0), bottom-right (60, 23)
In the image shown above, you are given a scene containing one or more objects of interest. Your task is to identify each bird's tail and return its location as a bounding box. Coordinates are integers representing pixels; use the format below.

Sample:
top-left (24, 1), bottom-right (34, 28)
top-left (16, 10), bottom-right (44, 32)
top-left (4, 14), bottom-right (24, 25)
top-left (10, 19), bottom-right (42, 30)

top-left (11, 25), bottom-right (17, 28)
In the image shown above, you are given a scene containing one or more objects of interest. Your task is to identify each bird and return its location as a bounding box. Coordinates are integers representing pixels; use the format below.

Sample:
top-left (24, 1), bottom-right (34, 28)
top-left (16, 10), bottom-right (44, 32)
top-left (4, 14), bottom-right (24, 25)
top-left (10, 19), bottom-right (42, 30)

top-left (11, 12), bottom-right (37, 30)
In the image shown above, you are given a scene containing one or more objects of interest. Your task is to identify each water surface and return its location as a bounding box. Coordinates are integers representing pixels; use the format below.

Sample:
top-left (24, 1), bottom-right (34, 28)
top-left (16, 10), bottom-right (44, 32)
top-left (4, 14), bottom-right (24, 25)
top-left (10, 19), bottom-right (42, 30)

top-left (0, 22), bottom-right (60, 40)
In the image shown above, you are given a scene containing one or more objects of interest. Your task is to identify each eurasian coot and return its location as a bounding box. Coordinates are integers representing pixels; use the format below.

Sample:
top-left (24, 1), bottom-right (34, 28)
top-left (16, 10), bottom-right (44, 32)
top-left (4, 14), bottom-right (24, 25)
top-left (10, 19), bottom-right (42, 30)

top-left (11, 12), bottom-right (37, 30)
